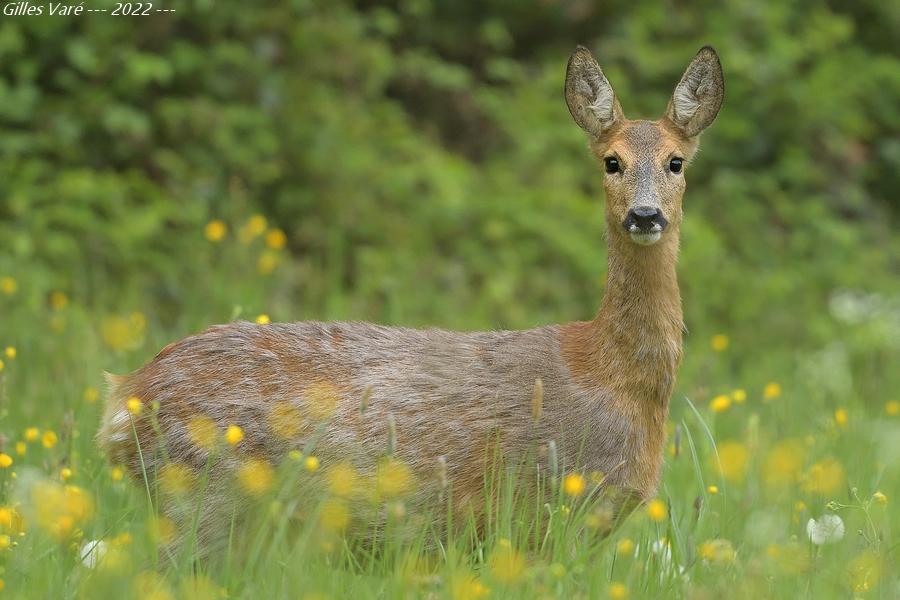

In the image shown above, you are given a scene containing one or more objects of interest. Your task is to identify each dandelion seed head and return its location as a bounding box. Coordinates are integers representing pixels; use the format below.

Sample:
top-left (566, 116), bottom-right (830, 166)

top-left (806, 514), bottom-right (844, 545)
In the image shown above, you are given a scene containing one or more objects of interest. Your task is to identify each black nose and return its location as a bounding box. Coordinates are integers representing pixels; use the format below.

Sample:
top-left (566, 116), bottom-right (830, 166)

top-left (623, 206), bottom-right (667, 233)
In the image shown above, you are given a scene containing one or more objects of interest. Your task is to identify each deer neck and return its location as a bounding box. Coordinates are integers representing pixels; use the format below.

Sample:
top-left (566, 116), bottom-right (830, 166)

top-left (562, 223), bottom-right (684, 404)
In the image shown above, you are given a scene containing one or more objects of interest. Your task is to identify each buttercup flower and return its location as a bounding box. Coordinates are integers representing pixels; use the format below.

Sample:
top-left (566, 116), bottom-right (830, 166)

top-left (204, 220), bottom-right (227, 242)
top-left (225, 424), bottom-right (244, 446)
top-left (646, 499), bottom-right (667, 522)
top-left (563, 473), bottom-right (586, 497)
top-left (711, 334), bottom-right (729, 352)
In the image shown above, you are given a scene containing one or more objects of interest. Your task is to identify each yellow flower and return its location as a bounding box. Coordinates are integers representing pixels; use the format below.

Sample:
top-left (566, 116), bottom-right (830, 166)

top-left (872, 491), bottom-right (887, 505)
top-left (49, 290), bottom-right (69, 310)
top-left (0, 454), bottom-right (12, 468)
top-left (127, 396), bottom-right (143, 415)
top-left (25, 427), bottom-right (39, 442)
top-left (319, 498), bottom-right (350, 532)
top-left (0, 534), bottom-right (10, 550)
top-left (101, 312), bottom-right (146, 351)
top-left (15, 442), bottom-right (25, 456)
top-left (179, 574), bottom-right (223, 600)
top-left (763, 382), bottom-right (782, 401)
top-left (714, 440), bottom-right (749, 482)
top-left (699, 538), bottom-right (736, 564)
top-left (268, 401), bottom-right (305, 439)
top-left (304, 456), bottom-right (320, 472)
top-left (187, 415), bottom-right (219, 449)
top-left (265, 228), bottom-right (287, 250)
top-left (31, 481), bottom-right (94, 541)
top-left (616, 538), bottom-right (635, 555)
top-left (563, 473), bottom-right (586, 497)
top-left (134, 571), bottom-right (175, 600)
top-left (258, 251), bottom-right (279, 275)
top-left (376, 458), bottom-right (413, 499)
top-left (0, 359), bottom-right (4, 371)
top-left (488, 542), bottom-right (526, 584)
top-left (847, 551), bottom-right (882, 593)
top-left (304, 380), bottom-right (340, 421)
top-left (710, 334), bottom-right (729, 352)
top-left (731, 389), bottom-right (747, 404)
top-left (763, 439), bottom-right (806, 487)
top-left (549, 563), bottom-right (566, 578)
top-left (0, 506), bottom-right (24, 535)
top-left (83, 386), bottom-right (99, 403)
top-left (111, 466), bottom-right (124, 482)
top-left (710, 394), bottom-right (731, 413)
top-left (147, 516), bottom-right (176, 545)
top-left (60, 467), bottom-right (72, 481)
top-left (159, 463), bottom-right (195, 496)
top-left (237, 459), bottom-right (274, 497)
top-left (450, 574), bottom-right (490, 600)
top-left (41, 431), bottom-right (59, 450)
top-left (707, 485), bottom-right (719, 494)
top-left (884, 400), bottom-right (899, 416)
top-left (4, 347), bottom-right (15, 360)
top-left (802, 458), bottom-right (845, 495)
top-left (240, 214), bottom-right (268, 243)
top-left (255, 313), bottom-right (270, 325)
top-left (225, 424), bottom-right (244, 446)
top-left (608, 582), bottom-right (628, 600)
top-left (204, 219), bottom-right (227, 242)
top-left (834, 408), bottom-right (848, 428)
top-left (646, 498), bottom-right (667, 522)
top-left (0, 276), bottom-right (17, 296)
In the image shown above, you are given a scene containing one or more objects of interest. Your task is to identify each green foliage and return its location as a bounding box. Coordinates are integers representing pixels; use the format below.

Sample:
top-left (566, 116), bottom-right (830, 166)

top-left (0, 0), bottom-right (898, 597)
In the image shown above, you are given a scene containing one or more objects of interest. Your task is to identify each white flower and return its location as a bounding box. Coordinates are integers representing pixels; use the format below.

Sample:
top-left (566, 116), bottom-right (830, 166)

top-left (806, 514), bottom-right (844, 545)
top-left (80, 539), bottom-right (108, 569)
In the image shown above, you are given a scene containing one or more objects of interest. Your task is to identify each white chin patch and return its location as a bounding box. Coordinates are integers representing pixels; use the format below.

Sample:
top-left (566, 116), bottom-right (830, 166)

top-left (629, 231), bottom-right (662, 245)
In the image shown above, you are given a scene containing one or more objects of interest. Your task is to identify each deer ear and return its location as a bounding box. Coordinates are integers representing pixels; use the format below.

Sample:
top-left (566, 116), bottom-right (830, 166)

top-left (565, 46), bottom-right (623, 138)
top-left (666, 46), bottom-right (724, 138)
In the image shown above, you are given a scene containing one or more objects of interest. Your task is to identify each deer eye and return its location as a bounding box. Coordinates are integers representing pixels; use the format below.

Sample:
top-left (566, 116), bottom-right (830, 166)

top-left (604, 157), bottom-right (620, 174)
top-left (669, 158), bottom-right (683, 173)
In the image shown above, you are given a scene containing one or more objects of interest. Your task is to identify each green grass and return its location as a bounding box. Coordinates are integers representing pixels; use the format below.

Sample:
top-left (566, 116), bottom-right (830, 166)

top-left (0, 281), bottom-right (897, 600)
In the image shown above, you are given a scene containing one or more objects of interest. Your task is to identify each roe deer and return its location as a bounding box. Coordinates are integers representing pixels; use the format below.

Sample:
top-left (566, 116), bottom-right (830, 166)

top-left (98, 46), bottom-right (724, 553)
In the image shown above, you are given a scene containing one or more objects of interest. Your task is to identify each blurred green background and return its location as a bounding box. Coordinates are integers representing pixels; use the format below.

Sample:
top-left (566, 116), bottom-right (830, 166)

top-left (1, 0), bottom-right (898, 420)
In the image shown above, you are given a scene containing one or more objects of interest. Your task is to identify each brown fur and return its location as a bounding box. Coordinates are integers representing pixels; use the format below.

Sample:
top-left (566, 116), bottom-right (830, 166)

top-left (97, 46), bottom-right (724, 553)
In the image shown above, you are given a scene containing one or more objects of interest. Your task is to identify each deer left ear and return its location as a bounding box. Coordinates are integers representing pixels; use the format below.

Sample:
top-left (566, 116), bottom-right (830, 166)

top-left (666, 46), bottom-right (724, 138)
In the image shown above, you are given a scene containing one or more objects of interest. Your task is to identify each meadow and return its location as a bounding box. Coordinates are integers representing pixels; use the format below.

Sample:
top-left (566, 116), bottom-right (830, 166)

top-left (1, 0), bottom-right (899, 598)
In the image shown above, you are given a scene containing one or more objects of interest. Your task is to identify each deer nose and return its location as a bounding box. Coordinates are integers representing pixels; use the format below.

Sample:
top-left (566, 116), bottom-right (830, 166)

top-left (623, 206), bottom-right (668, 234)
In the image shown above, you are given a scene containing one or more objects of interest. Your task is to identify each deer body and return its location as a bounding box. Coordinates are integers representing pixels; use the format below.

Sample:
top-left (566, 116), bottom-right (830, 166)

top-left (98, 46), bottom-right (723, 552)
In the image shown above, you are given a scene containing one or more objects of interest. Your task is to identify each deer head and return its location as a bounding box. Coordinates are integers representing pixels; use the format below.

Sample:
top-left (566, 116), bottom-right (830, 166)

top-left (565, 46), bottom-right (724, 247)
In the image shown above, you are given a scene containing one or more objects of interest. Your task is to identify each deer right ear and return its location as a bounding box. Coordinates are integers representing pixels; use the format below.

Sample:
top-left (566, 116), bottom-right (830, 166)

top-left (666, 46), bottom-right (724, 138)
top-left (565, 46), bottom-right (623, 138)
